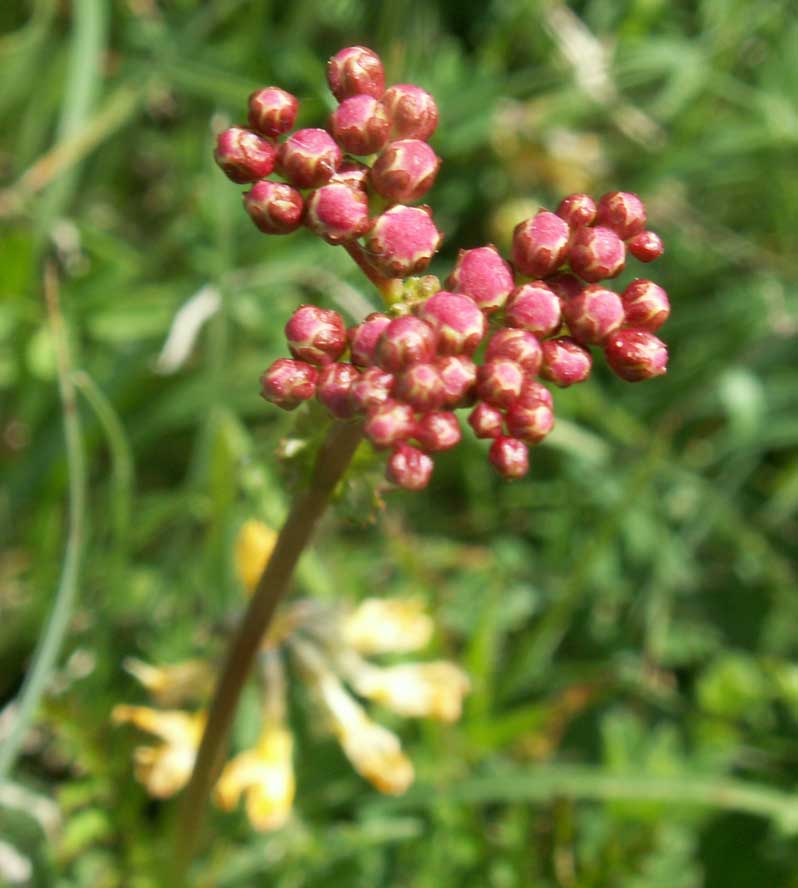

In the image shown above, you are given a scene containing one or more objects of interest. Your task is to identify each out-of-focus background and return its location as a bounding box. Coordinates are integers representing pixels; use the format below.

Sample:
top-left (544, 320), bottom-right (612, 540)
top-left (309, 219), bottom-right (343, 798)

top-left (1, 1), bottom-right (797, 885)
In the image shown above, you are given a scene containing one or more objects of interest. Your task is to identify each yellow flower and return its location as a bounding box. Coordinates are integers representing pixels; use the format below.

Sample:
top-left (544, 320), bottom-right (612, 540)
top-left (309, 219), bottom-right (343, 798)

top-left (341, 598), bottom-right (433, 655)
top-left (123, 657), bottom-right (213, 707)
top-left (235, 520), bottom-right (277, 594)
top-left (112, 705), bottom-right (204, 798)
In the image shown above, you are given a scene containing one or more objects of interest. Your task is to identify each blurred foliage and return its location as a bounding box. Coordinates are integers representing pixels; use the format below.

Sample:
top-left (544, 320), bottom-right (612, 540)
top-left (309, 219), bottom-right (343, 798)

top-left (1, 0), bottom-right (797, 885)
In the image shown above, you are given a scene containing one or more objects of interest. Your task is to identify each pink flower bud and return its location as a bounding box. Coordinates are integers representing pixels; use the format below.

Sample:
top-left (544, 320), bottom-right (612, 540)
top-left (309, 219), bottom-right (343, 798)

top-left (485, 329), bottom-right (542, 375)
top-left (489, 436), bottom-right (529, 479)
top-left (376, 315), bottom-right (438, 371)
top-left (627, 230), bottom-right (664, 263)
top-left (569, 226), bottom-right (626, 283)
top-left (417, 291), bottom-right (486, 355)
top-left (446, 245), bottom-right (515, 313)
top-left (364, 399), bottom-right (415, 449)
top-left (370, 139), bottom-right (441, 203)
top-left (621, 279), bottom-right (670, 332)
top-left (214, 127), bottom-right (276, 183)
top-left (414, 411), bottom-right (461, 452)
top-left (330, 159), bottom-right (370, 191)
top-left (546, 272), bottom-right (584, 303)
top-left (468, 401), bottom-right (504, 439)
top-left (348, 312), bottom-right (392, 367)
top-left (511, 211), bottom-right (570, 277)
top-left (327, 46), bottom-right (385, 102)
top-left (305, 182), bottom-right (369, 243)
top-left (349, 366), bottom-right (394, 412)
top-left (506, 400), bottom-right (555, 444)
top-left (540, 337), bottom-right (592, 387)
top-left (329, 95), bottom-right (390, 156)
top-left (278, 128), bottom-right (342, 189)
top-left (503, 282), bottom-right (561, 338)
top-left (260, 358), bottom-right (318, 410)
top-left (556, 193), bottom-right (597, 228)
top-left (316, 362), bottom-right (359, 419)
top-left (604, 329), bottom-right (668, 381)
top-left (365, 205), bottom-right (443, 278)
top-left (596, 191), bottom-right (646, 240)
top-left (248, 86), bottom-right (299, 138)
top-left (394, 362), bottom-right (446, 411)
top-left (562, 284), bottom-right (624, 345)
top-left (243, 181), bottom-right (304, 235)
top-left (382, 84), bottom-right (439, 141)
top-left (476, 358), bottom-right (525, 409)
top-left (517, 378), bottom-right (553, 409)
top-left (387, 443), bottom-right (434, 491)
top-left (437, 355), bottom-right (477, 407)
top-left (285, 305), bottom-right (347, 366)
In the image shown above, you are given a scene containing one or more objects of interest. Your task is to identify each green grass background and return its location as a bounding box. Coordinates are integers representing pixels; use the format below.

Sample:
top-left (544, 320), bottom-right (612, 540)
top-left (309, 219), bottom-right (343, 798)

top-left (1, 0), bottom-right (797, 885)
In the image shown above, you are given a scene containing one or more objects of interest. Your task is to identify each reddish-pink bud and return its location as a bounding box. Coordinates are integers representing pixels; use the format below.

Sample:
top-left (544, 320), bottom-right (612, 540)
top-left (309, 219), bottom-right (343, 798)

top-left (349, 366), bottom-right (394, 412)
top-left (329, 95), bottom-right (390, 156)
top-left (414, 411), bottom-right (461, 452)
top-left (596, 191), bottom-right (646, 240)
top-left (376, 316), bottom-right (437, 371)
top-left (247, 87), bottom-right (299, 138)
top-left (627, 230), bottom-right (664, 263)
top-left (365, 205), bottom-right (443, 278)
top-left (569, 226), bottom-right (626, 283)
top-left (446, 245), bottom-right (515, 313)
top-left (546, 272), bottom-right (584, 303)
top-left (517, 378), bottom-right (553, 409)
top-left (476, 358), bottom-right (525, 409)
top-left (305, 182), bottom-right (369, 244)
top-left (330, 159), bottom-right (370, 191)
top-left (562, 284), bottom-right (624, 345)
top-left (468, 401), bottom-right (504, 439)
top-left (504, 282), bottom-right (561, 338)
top-left (506, 400), bottom-right (555, 445)
top-left (382, 84), bottom-right (438, 141)
top-left (370, 139), bottom-right (441, 204)
top-left (214, 127), bottom-right (276, 183)
top-left (540, 337), bottom-right (592, 387)
top-left (621, 279), bottom-right (670, 332)
top-left (556, 193), bottom-right (597, 229)
top-left (437, 355), bottom-right (477, 408)
top-left (386, 443), bottom-right (434, 491)
top-left (604, 329), bottom-right (668, 381)
top-left (327, 46), bottom-right (385, 102)
top-left (278, 128), bottom-right (342, 189)
top-left (260, 358), bottom-right (318, 410)
top-left (364, 399), bottom-right (415, 449)
top-left (485, 329), bottom-right (542, 375)
top-left (243, 181), bottom-right (304, 234)
top-left (489, 436), bottom-right (529, 479)
top-left (417, 291), bottom-right (486, 355)
top-left (511, 211), bottom-right (570, 277)
top-left (316, 362), bottom-right (359, 419)
top-left (285, 305), bottom-right (347, 366)
top-left (394, 362), bottom-right (446, 411)
top-left (348, 312), bottom-right (392, 367)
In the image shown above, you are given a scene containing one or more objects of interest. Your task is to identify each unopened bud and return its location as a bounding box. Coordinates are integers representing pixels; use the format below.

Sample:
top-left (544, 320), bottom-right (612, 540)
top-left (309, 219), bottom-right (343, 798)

top-left (604, 329), bottom-right (668, 381)
top-left (382, 84), bottom-right (438, 141)
top-left (556, 193), bottom-right (597, 228)
top-left (331, 159), bottom-right (371, 191)
top-left (329, 95), bottom-right (390, 156)
top-left (305, 182), bottom-right (369, 243)
top-left (349, 366), bottom-right (394, 412)
top-left (511, 211), bottom-right (570, 277)
top-left (327, 46), bottom-right (385, 102)
top-left (316, 362), bottom-right (359, 419)
top-left (215, 127), bottom-right (276, 183)
top-left (446, 245), bottom-right (515, 313)
top-left (365, 206), bottom-right (443, 278)
top-left (417, 291), bottom-right (486, 355)
top-left (468, 402), bottom-right (504, 439)
top-left (506, 400), bottom-right (555, 444)
top-left (485, 329), bottom-right (542, 375)
top-left (414, 411), bottom-right (461, 452)
top-left (387, 443), bottom-right (433, 490)
top-left (278, 128), bottom-right (342, 189)
top-left (394, 362), bottom-right (446, 411)
top-left (540, 337), bottom-right (592, 387)
top-left (546, 272), bottom-right (584, 302)
top-left (517, 378), bottom-right (553, 409)
top-left (260, 358), bottom-right (318, 410)
top-left (569, 226), bottom-right (626, 283)
top-left (376, 315), bottom-right (438, 371)
top-left (627, 230), bottom-right (664, 263)
top-left (476, 358), bottom-right (525, 409)
top-left (503, 282), bottom-right (561, 338)
top-left (561, 284), bottom-right (624, 345)
top-left (243, 181), bottom-right (304, 234)
top-left (370, 139), bottom-right (441, 204)
top-left (489, 436), bottom-right (529, 479)
top-left (248, 86), bottom-right (299, 138)
top-left (596, 191), bottom-right (646, 240)
top-left (364, 399), bottom-right (415, 449)
top-left (285, 305), bottom-right (347, 366)
top-left (621, 279), bottom-right (670, 332)
top-left (348, 312), bottom-right (392, 367)
top-left (437, 355), bottom-right (477, 407)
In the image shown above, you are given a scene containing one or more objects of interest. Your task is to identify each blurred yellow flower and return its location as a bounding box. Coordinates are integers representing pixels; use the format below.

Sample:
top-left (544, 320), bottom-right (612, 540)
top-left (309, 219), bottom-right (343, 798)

top-left (235, 519), bottom-right (277, 594)
top-left (342, 597), bottom-right (433, 654)
top-left (123, 657), bottom-right (213, 707)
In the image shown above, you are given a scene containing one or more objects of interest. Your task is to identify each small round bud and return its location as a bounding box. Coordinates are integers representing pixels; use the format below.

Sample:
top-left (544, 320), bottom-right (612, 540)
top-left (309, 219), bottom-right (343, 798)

top-left (506, 400), bottom-right (555, 445)
top-left (540, 337), bottom-right (592, 387)
top-left (504, 282), bottom-right (561, 338)
top-left (365, 205), bottom-right (443, 278)
top-left (376, 315), bottom-right (437, 371)
top-left (349, 367), bottom-right (394, 412)
top-left (604, 329), bottom-right (668, 382)
top-left (370, 139), bottom-right (441, 204)
top-left (546, 272), bottom-right (584, 303)
top-left (382, 84), bottom-right (439, 141)
top-left (489, 436), bottom-right (529, 479)
top-left (517, 378), bottom-right (553, 410)
top-left (437, 355), bottom-right (477, 408)
top-left (414, 411), bottom-right (461, 452)
top-left (468, 402), bottom-right (504, 439)
top-left (348, 312), bottom-right (392, 367)
top-left (485, 329), bottom-right (542, 375)
top-left (316, 362), bottom-right (359, 419)
top-left (569, 226), bottom-right (626, 283)
top-left (329, 95), bottom-right (390, 156)
top-left (511, 211), bottom-right (570, 278)
top-left (562, 284), bottom-right (624, 345)
top-left (243, 181), bottom-right (304, 234)
top-left (260, 358), bottom-right (318, 410)
top-left (248, 86), bottom-right (299, 138)
top-left (394, 362), bottom-right (446, 411)
top-left (621, 279), bottom-right (670, 332)
top-left (214, 127), bottom-right (276, 183)
top-left (364, 399), bottom-right (415, 449)
top-left (278, 128), bottom-right (342, 189)
top-left (596, 191), bottom-right (646, 240)
top-left (305, 182), bottom-right (369, 244)
top-left (330, 159), bottom-right (370, 191)
top-left (327, 46), bottom-right (385, 102)
top-left (556, 193), bottom-right (597, 228)
top-left (387, 444), bottom-right (434, 491)
top-left (285, 305), bottom-right (347, 366)
top-left (417, 291), bottom-right (486, 355)
top-left (446, 245), bottom-right (515, 313)
top-left (476, 358), bottom-right (525, 409)
top-left (627, 230), bottom-right (664, 263)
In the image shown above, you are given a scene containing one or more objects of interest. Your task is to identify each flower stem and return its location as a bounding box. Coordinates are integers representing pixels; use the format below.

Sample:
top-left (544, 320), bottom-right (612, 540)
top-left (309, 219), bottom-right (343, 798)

top-left (173, 419), bottom-right (363, 879)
